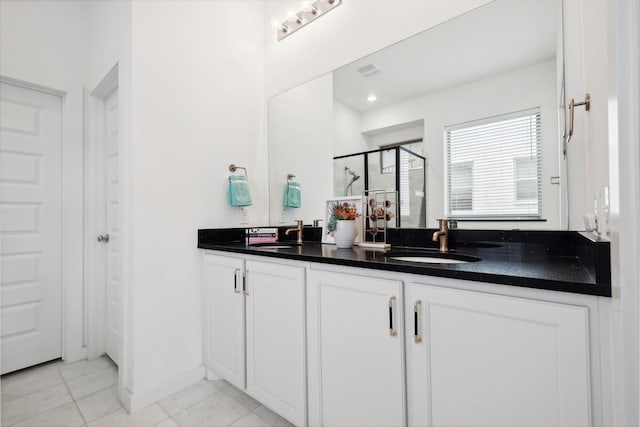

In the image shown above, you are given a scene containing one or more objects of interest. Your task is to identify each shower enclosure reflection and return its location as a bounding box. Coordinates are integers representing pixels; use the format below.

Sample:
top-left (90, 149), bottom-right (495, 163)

top-left (334, 146), bottom-right (426, 228)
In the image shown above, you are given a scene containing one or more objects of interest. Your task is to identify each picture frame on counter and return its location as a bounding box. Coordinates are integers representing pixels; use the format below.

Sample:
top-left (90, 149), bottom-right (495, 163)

top-left (322, 196), bottom-right (364, 245)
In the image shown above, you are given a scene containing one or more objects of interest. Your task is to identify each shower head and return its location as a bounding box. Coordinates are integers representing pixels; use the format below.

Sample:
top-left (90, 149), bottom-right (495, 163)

top-left (344, 166), bottom-right (361, 196)
top-left (345, 166), bottom-right (360, 180)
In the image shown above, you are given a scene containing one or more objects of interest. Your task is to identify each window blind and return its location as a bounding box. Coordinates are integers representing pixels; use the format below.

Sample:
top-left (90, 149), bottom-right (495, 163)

top-left (446, 109), bottom-right (542, 219)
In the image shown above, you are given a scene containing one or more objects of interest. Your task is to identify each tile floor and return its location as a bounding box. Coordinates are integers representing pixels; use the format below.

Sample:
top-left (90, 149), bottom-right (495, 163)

top-left (1, 356), bottom-right (294, 427)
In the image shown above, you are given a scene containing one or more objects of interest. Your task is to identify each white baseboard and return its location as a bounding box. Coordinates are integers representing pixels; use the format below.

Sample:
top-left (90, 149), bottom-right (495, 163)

top-left (119, 364), bottom-right (205, 413)
top-left (62, 346), bottom-right (87, 364)
top-left (206, 367), bottom-right (223, 380)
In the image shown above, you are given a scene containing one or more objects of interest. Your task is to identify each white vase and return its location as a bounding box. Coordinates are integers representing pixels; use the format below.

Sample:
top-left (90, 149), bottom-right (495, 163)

top-left (334, 220), bottom-right (357, 249)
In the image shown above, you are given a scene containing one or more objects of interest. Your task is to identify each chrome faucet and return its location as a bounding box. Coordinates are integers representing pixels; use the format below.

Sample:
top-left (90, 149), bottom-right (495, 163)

top-left (432, 219), bottom-right (449, 253)
top-left (285, 220), bottom-right (304, 244)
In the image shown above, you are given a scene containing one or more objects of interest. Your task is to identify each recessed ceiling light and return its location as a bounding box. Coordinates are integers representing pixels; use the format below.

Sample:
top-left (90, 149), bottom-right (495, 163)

top-left (367, 95), bottom-right (377, 103)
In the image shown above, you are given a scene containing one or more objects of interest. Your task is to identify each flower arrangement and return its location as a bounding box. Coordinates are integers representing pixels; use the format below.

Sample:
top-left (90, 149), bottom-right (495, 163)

top-left (327, 201), bottom-right (361, 233)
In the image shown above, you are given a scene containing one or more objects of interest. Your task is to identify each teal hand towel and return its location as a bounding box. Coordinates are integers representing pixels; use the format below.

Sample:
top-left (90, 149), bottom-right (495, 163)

top-left (283, 181), bottom-right (301, 208)
top-left (229, 175), bottom-right (252, 207)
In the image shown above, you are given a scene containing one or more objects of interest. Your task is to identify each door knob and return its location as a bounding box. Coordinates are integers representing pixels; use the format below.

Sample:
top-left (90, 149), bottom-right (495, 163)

top-left (97, 234), bottom-right (110, 243)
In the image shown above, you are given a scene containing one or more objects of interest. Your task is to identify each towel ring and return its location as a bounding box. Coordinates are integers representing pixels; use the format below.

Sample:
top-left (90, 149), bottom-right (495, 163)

top-left (229, 164), bottom-right (248, 180)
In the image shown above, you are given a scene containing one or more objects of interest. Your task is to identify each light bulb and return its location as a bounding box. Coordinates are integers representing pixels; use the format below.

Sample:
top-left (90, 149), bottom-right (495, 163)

top-left (367, 95), bottom-right (377, 103)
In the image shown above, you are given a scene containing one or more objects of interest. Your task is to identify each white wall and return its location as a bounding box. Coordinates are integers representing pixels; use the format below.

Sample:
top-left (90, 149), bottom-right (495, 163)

top-left (0, 0), bottom-right (88, 91)
top-left (269, 74), bottom-right (333, 225)
top-left (127, 0), bottom-right (264, 405)
top-left (333, 101), bottom-right (368, 157)
top-left (87, 1), bottom-right (132, 92)
top-left (263, 0), bottom-right (492, 98)
top-left (607, 0), bottom-right (640, 424)
top-left (345, 60), bottom-right (560, 229)
top-left (563, 0), bottom-right (611, 230)
top-left (611, 1), bottom-right (640, 423)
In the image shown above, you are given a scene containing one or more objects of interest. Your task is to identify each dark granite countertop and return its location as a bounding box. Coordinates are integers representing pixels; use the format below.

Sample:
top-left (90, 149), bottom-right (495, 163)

top-left (198, 228), bottom-right (611, 297)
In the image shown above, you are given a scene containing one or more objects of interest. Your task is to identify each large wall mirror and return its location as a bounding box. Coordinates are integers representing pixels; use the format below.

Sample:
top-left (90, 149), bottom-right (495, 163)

top-left (269, 0), bottom-right (567, 230)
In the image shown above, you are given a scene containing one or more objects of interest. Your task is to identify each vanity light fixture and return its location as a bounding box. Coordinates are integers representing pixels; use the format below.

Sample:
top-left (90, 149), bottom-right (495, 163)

top-left (271, 19), bottom-right (289, 34)
top-left (274, 0), bottom-right (342, 41)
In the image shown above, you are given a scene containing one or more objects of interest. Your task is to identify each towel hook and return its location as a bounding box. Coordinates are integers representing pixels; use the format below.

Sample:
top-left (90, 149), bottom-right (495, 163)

top-left (229, 164), bottom-right (248, 180)
top-left (287, 173), bottom-right (296, 182)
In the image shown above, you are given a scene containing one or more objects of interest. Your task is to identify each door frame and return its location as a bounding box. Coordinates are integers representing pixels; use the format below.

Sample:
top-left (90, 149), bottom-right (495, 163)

top-left (0, 75), bottom-right (86, 364)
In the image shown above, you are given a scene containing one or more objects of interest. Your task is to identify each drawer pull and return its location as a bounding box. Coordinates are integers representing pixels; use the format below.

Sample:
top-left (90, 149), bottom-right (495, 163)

top-left (414, 300), bottom-right (422, 343)
top-left (389, 296), bottom-right (397, 337)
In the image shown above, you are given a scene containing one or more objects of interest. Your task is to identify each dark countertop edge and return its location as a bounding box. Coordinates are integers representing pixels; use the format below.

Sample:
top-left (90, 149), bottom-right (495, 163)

top-left (198, 243), bottom-right (612, 298)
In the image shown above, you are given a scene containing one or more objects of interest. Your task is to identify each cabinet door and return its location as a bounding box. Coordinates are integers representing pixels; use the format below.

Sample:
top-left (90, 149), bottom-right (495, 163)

top-left (405, 283), bottom-right (590, 427)
top-left (307, 270), bottom-right (405, 427)
top-left (202, 253), bottom-right (245, 389)
top-left (245, 260), bottom-right (306, 426)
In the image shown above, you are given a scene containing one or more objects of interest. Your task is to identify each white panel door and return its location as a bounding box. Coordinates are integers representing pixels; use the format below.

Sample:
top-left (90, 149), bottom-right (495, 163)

top-left (0, 82), bottom-right (63, 374)
top-left (104, 89), bottom-right (121, 365)
top-left (245, 260), bottom-right (306, 426)
top-left (405, 283), bottom-right (591, 427)
top-left (307, 269), bottom-right (405, 427)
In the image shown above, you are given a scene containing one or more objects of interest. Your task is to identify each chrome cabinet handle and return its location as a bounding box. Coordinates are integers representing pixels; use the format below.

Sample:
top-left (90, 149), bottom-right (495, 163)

top-left (414, 300), bottom-right (422, 343)
top-left (389, 296), bottom-right (397, 337)
top-left (97, 234), bottom-right (110, 243)
top-left (233, 269), bottom-right (241, 294)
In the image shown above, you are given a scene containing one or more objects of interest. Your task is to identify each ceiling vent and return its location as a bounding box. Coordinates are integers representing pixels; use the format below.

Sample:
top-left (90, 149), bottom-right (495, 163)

top-left (357, 64), bottom-right (381, 77)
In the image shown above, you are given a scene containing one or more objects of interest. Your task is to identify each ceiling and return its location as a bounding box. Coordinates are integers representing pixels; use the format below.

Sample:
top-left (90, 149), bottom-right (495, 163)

top-left (333, 0), bottom-right (559, 113)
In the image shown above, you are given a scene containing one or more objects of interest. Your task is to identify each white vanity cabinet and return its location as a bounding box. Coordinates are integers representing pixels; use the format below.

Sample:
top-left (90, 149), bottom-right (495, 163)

top-left (202, 253), bottom-right (246, 389)
top-left (202, 252), bottom-right (306, 426)
top-left (405, 282), bottom-right (591, 427)
top-left (245, 259), bottom-right (306, 426)
top-left (307, 269), bottom-right (406, 427)
top-left (202, 250), bottom-right (605, 427)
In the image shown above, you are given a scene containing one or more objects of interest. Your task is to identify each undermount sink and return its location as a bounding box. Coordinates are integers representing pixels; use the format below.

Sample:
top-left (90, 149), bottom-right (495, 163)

top-left (385, 251), bottom-right (480, 264)
top-left (249, 242), bottom-right (301, 249)
top-left (389, 256), bottom-right (470, 264)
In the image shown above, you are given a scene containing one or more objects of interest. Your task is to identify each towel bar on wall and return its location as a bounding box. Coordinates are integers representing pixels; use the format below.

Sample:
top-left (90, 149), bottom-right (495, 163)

top-left (569, 93), bottom-right (591, 139)
top-left (563, 93), bottom-right (590, 156)
top-left (229, 164), bottom-right (248, 180)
